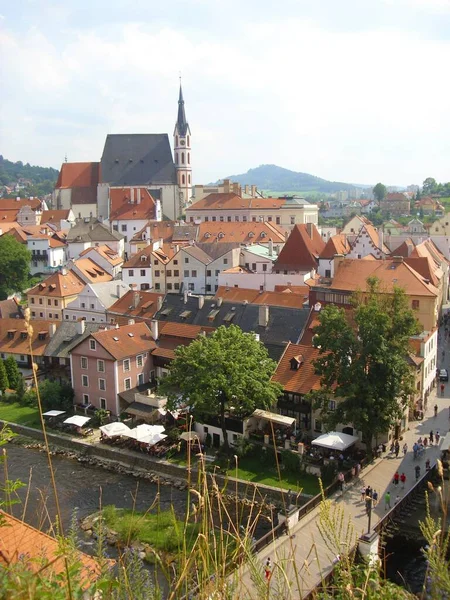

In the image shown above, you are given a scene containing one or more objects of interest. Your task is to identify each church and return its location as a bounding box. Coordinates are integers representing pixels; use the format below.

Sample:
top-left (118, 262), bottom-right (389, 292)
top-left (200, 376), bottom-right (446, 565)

top-left (52, 85), bottom-right (192, 222)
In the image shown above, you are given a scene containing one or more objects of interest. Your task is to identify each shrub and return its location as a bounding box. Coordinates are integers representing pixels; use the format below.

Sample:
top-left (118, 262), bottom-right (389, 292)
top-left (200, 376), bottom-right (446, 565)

top-left (281, 449), bottom-right (301, 474)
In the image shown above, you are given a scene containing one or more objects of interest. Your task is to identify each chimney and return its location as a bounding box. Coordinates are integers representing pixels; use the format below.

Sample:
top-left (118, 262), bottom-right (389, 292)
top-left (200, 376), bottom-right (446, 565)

top-left (116, 284), bottom-right (125, 298)
top-left (157, 295), bottom-right (163, 311)
top-left (306, 222), bottom-right (314, 238)
top-left (76, 319), bottom-right (85, 335)
top-left (61, 267), bottom-right (68, 276)
top-left (16, 197), bottom-right (20, 201)
top-left (150, 319), bottom-right (159, 341)
top-left (133, 291), bottom-right (140, 309)
top-left (49, 323), bottom-right (57, 338)
top-left (251, 185), bottom-right (257, 197)
top-left (268, 239), bottom-right (273, 256)
top-left (136, 189), bottom-right (141, 204)
top-left (258, 304), bottom-right (269, 327)
top-left (128, 318), bottom-right (135, 325)
top-left (393, 256), bottom-right (404, 263)
top-left (198, 296), bottom-right (204, 309)
top-left (333, 254), bottom-right (345, 273)
top-left (217, 297), bottom-right (223, 307)
top-left (245, 185), bottom-right (250, 195)
top-left (130, 188), bottom-right (135, 203)
top-left (184, 290), bottom-right (189, 304)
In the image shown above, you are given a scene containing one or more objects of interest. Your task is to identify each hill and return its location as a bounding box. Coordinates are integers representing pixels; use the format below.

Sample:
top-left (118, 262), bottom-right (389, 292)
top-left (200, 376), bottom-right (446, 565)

top-left (0, 156), bottom-right (59, 197)
top-left (218, 164), bottom-right (357, 193)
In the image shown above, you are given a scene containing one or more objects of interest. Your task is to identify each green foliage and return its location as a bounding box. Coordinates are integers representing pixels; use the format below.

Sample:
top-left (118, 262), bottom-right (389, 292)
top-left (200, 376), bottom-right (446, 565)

top-left (320, 461), bottom-right (338, 484)
top-left (160, 325), bottom-right (282, 449)
top-left (39, 380), bottom-right (74, 411)
top-left (0, 234), bottom-right (32, 299)
top-left (280, 449), bottom-right (301, 474)
top-left (421, 176), bottom-right (450, 196)
top-left (372, 182), bottom-right (387, 202)
top-left (0, 359), bottom-right (9, 393)
top-left (93, 408), bottom-right (109, 427)
top-left (4, 356), bottom-right (20, 390)
top-left (0, 155), bottom-right (58, 193)
top-left (15, 375), bottom-right (26, 402)
top-left (309, 279), bottom-right (420, 452)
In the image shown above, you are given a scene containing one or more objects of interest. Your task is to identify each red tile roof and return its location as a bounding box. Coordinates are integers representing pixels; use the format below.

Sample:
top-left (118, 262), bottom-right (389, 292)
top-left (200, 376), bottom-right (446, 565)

top-left (0, 318), bottom-right (58, 357)
top-left (56, 162), bottom-right (100, 188)
top-left (275, 224), bottom-right (325, 271)
top-left (131, 221), bottom-right (176, 244)
top-left (188, 192), bottom-right (285, 211)
top-left (72, 257), bottom-right (113, 283)
top-left (91, 322), bottom-right (156, 360)
top-left (27, 270), bottom-right (85, 298)
top-left (41, 210), bottom-right (72, 224)
top-left (0, 198), bottom-right (42, 211)
top-left (107, 290), bottom-right (164, 323)
top-left (197, 221), bottom-right (286, 244)
top-left (110, 188), bottom-right (156, 221)
top-left (79, 244), bottom-right (123, 266)
top-left (319, 234), bottom-right (350, 259)
top-left (272, 342), bottom-right (321, 394)
top-left (0, 210), bottom-right (19, 222)
top-left (214, 286), bottom-right (308, 308)
top-left (159, 321), bottom-right (214, 339)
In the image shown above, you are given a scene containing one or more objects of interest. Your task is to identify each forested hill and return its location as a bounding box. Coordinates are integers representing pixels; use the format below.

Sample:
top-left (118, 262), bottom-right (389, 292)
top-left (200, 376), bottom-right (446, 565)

top-left (219, 164), bottom-right (357, 193)
top-left (0, 156), bottom-right (59, 196)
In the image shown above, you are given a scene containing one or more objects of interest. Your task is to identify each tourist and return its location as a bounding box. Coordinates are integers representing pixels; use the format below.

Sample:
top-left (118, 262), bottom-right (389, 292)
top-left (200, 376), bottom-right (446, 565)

top-left (393, 471), bottom-right (399, 486)
top-left (423, 437), bottom-right (428, 448)
top-left (365, 494), bottom-right (372, 515)
top-left (372, 490), bottom-right (378, 506)
top-left (425, 459), bottom-right (431, 472)
top-left (429, 431), bottom-right (434, 445)
top-left (402, 442), bottom-right (408, 456)
top-left (365, 485), bottom-right (372, 498)
top-left (264, 558), bottom-right (273, 581)
top-left (385, 491), bottom-right (391, 510)
top-left (361, 486), bottom-right (366, 502)
top-left (395, 441), bottom-right (400, 458)
top-left (355, 463), bottom-right (361, 478)
top-left (394, 494), bottom-right (401, 506)
top-left (390, 441), bottom-right (395, 454)
top-left (377, 444), bottom-right (383, 458)
top-left (441, 384), bottom-right (445, 396)
top-left (415, 465), bottom-right (421, 481)
top-left (435, 431), bottom-right (440, 444)
top-left (434, 404), bottom-right (438, 417)
top-left (413, 442), bottom-right (418, 460)
top-left (338, 471), bottom-right (345, 492)
top-left (400, 472), bottom-right (406, 489)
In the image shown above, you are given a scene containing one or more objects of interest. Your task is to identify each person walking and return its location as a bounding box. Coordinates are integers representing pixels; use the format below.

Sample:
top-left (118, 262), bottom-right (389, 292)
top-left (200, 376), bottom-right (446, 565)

top-left (393, 471), bottom-right (400, 486)
top-left (415, 465), bottom-right (421, 481)
top-left (385, 491), bottom-right (391, 510)
top-left (365, 494), bottom-right (372, 516)
top-left (394, 494), bottom-right (401, 506)
top-left (338, 471), bottom-right (345, 492)
top-left (400, 472), bottom-right (406, 489)
top-left (355, 463), bottom-right (361, 478)
top-left (425, 459), bottom-right (431, 472)
top-left (434, 404), bottom-right (438, 417)
top-left (360, 485), bottom-right (366, 502)
top-left (395, 441), bottom-right (400, 458)
top-left (413, 442), bottom-right (418, 460)
top-left (264, 558), bottom-right (273, 582)
top-left (429, 431), bottom-right (434, 445)
top-left (402, 442), bottom-right (408, 456)
top-left (372, 489), bottom-right (378, 507)
top-left (435, 431), bottom-right (440, 444)
top-left (441, 383), bottom-right (445, 397)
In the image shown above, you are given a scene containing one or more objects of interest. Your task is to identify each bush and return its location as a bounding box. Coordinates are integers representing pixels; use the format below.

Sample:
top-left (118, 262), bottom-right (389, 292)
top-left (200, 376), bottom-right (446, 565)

top-left (166, 427), bottom-right (181, 442)
top-left (320, 461), bottom-right (338, 484)
top-left (233, 436), bottom-right (252, 458)
top-left (259, 445), bottom-right (276, 467)
top-left (92, 409), bottom-right (109, 427)
top-left (281, 449), bottom-right (301, 474)
top-left (204, 432), bottom-right (212, 448)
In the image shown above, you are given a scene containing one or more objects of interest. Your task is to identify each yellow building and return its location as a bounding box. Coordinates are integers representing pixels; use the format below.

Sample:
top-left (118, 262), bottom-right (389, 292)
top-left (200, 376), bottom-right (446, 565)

top-left (27, 268), bottom-right (85, 321)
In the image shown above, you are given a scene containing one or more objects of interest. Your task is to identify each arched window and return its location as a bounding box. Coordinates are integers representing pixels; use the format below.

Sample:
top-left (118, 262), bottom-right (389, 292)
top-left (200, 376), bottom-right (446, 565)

top-left (182, 174), bottom-right (186, 185)
top-left (187, 136), bottom-right (190, 146)
top-left (175, 153), bottom-right (179, 165)
top-left (181, 152), bottom-right (185, 164)
top-left (176, 135), bottom-right (179, 146)
top-left (188, 153), bottom-right (190, 165)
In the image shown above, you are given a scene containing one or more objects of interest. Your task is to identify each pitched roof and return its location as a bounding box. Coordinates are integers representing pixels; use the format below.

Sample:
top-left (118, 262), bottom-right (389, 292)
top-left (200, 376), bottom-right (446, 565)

top-left (0, 510), bottom-right (101, 586)
top-left (197, 221), bottom-right (286, 244)
top-left (272, 342), bottom-right (321, 394)
top-left (100, 134), bottom-right (177, 186)
top-left (319, 234), bottom-right (350, 259)
top-left (71, 257), bottom-right (113, 283)
top-left (326, 258), bottom-right (439, 297)
top-left (0, 298), bottom-right (22, 319)
top-left (66, 218), bottom-right (124, 243)
top-left (131, 221), bottom-right (177, 244)
top-left (40, 209), bottom-right (72, 224)
top-left (0, 318), bottom-right (58, 357)
top-left (109, 187), bottom-right (156, 221)
top-left (123, 244), bottom-right (154, 268)
top-left (0, 197), bottom-right (42, 211)
top-left (274, 224), bottom-right (325, 271)
top-left (188, 192), bottom-right (286, 211)
top-left (175, 84), bottom-right (190, 136)
top-left (44, 321), bottom-right (104, 358)
top-left (107, 290), bottom-right (164, 324)
top-left (0, 209), bottom-right (19, 222)
top-left (214, 286), bottom-right (308, 309)
top-left (79, 244), bottom-right (123, 266)
top-left (159, 321), bottom-right (214, 339)
top-left (55, 162), bottom-right (100, 189)
top-left (181, 244), bottom-right (213, 264)
top-left (27, 270), bottom-right (85, 298)
top-left (90, 322), bottom-right (156, 360)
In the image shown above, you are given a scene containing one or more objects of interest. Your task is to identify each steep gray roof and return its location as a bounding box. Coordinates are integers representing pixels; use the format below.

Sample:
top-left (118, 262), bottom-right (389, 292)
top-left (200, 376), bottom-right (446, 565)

top-left (66, 218), bottom-right (124, 243)
top-left (175, 85), bottom-right (190, 137)
top-left (90, 281), bottom-right (130, 309)
top-left (101, 134), bottom-right (177, 186)
top-left (44, 322), bottom-right (104, 358)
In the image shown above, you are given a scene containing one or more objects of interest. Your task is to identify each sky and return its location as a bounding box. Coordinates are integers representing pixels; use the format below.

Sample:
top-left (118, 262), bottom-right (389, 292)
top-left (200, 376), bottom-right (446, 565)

top-left (0, 0), bottom-right (449, 187)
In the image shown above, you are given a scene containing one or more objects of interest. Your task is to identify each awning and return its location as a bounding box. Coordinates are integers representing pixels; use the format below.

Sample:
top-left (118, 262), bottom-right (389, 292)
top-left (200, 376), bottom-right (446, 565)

top-left (100, 422), bottom-right (131, 438)
top-left (64, 415), bottom-right (91, 427)
top-left (180, 431), bottom-right (199, 442)
top-left (312, 431), bottom-right (359, 451)
top-left (124, 402), bottom-right (160, 419)
top-left (122, 428), bottom-right (167, 445)
top-left (441, 432), bottom-right (450, 452)
top-left (251, 409), bottom-right (296, 427)
top-left (136, 424), bottom-right (165, 436)
top-left (43, 410), bottom-right (66, 417)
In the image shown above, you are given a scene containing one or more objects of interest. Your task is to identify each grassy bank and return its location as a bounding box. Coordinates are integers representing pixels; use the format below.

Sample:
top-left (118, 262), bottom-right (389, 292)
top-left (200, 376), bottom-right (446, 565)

top-left (0, 401), bottom-right (41, 429)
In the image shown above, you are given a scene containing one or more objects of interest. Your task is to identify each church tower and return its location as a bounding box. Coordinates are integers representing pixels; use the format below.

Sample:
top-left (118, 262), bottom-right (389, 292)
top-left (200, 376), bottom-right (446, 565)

top-left (173, 83), bottom-right (192, 209)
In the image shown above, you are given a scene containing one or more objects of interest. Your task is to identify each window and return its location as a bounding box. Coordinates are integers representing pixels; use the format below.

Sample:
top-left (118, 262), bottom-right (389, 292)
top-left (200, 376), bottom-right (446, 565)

top-left (32, 311), bottom-right (36, 317)
top-left (154, 270), bottom-right (160, 277)
top-left (205, 216), bottom-right (209, 222)
top-left (174, 270), bottom-right (179, 277)
top-left (123, 359), bottom-right (130, 372)
top-left (49, 313), bottom-right (53, 318)
top-left (97, 359), bottom-right (105, 372)
top-left (167, 283), bottom-right (173, 290)
top-left (155, 283), bottom-right (160, 290)
top-left (262, 263), bottom-right (267, 272)
top-left (181, 152), bottom-right (185, 164)
top-left (212, 216), bottom-right (216, 222)
top-left (252, 263), bottom-right (256, 271)
top-left (173, 259), bottom-right (178, 265)
top-left (215, 270), bottom-right (220, 276)
top-left (167, 270), bottom-right (172, 277)
top-left (219, 216), bottom-right (224, 222)
top-left (206, 284), bottom-right (211, 292)
top-left (185, 257), bottom-right (189, 264)
top-left (235, 216), bottom-right (239, 222)
top-left (81, 302), bottom-right (86, 309)
top-left (203, 426), bottom-right (209, 433)
top-left (40, 312), bottom-right (44, 318)
top-left (83, 394), bottom-right (89, 404)
top-left (54, 299), bottom-right (58, 307)
top-left (31, 298), bottom-right (35, 304)
top-left (184, 269), bottom-right (189, 277)
top-left (89, 339), bottom-right (96, 351)
top-left (182, 174), bottom-right (185, 185)
top-left (268, 216), bottom-right (272, 222)
top-left (48, 299), bottom-right (51, 306)
top-left (412, 300), bottom-right (420, 310)
top-left (242, 216), bottom-right (247, 222)
top-left (314, 420), bottom-right (322, 433)
top-left (188, 283), bottom-right (194, 291)
top-left (124, 378), bottom-right (131, 390)
top-left (82, 375), bottom-right (89, 387)
top-left (113, 224), bottom-right (118, 231)
top-left (121, 225), bottom-right (127, 232)
top-left (174, 282), bottom-right (180, 290)
top-left (20, 355), bottom-right (25, 362)
top-left (276, 217), bottom-right (280, 225)
top-left (140, 269), bottom-right (145, 276)
top-left (81, 357), bottom-right (88, 369)
top-left (192, 270), bottom-right (197, 277)
top-left (99, 378), bottom-right (106, 391)
top-left (206, 270), bottom-right (211, 277)
top-left (223, 258), bottom-right (228, 265)
top-left (136, 354), bottom-right (143, 368)
top-left (290, 216), bottom-right (295, 225)
top-left (227, 216), bottom-right (232, 222)
top-left (252, 217), bottom-right (256, 222)
top-left (325, 269), bottom-right (331, 278)
top-left (39, 298), bottom-right (43, 305)
top-left (90, 304), bottom-right (94, 309)
top-left (100, 398), bottom-right (107, 410)
top-left (188, 152), bottom-right (190, 164)
top-left (128, 270), bottom-right (134, 277)
top-left (154, 259), bottom-right (159, 265)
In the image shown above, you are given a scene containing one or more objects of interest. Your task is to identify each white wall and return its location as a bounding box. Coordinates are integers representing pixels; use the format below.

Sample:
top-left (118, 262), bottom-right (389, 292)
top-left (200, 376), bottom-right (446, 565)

top-left (218, 270), bottom-right (312, 292)
top-left (112, 218), bottom-right (148, 256)
top-left (122, 266), bottom-right (153, 290)
top-left (72, 204), bottom-right (97, 220)
top-left (193, 422), bottom-right (243, 446)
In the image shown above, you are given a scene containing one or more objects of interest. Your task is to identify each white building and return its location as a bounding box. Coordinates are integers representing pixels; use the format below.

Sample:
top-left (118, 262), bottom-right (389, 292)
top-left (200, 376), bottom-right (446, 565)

top-left (66, 218), bottom-right (124, 260)
top-left (28, 234), bottom-right (66, 276)
top-left (180, 244), bottom-right (240, 294)
top-left (63, 281), bottom-right (129, 323)
top-left (78, 245), bottom-right (123, 278)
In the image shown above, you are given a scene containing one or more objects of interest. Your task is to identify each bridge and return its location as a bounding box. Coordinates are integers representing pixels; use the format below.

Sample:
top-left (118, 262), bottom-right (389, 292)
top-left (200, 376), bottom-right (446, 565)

top-left (233, 386), bottom-right (449, 599)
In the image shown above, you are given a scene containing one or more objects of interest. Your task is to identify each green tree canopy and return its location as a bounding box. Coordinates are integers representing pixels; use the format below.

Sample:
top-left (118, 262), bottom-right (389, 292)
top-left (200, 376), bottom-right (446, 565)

top-left (0, 234), bottom-right (31, 299)
top-left (422, 177), bottom-right (437, 195)
top-left (309, 278), bottom-right (420, 454)
top-left (372, 183), bottom-right (387, 203)
top-left (160, 325), bottom-right (282, 449)
top-left (0, 360), bottom-right (9, 394)
top-left (4, 356), bottom-right (20, 390)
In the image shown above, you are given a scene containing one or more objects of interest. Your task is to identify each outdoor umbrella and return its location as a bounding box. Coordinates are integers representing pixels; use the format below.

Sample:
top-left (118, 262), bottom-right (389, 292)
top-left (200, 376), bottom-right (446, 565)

top-left (179, 431), bottom-right (199, 442)
top-left (43, 410), bottom-right (66, 417)
top-left (63, 415), bottom-right (91, 427)
top-left (99, 422), bottom-right (131, 438)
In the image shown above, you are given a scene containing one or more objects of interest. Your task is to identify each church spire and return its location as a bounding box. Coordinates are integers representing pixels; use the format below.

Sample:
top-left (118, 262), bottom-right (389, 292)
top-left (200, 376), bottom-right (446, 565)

top-left (176, 83), bottom-right (189, 136)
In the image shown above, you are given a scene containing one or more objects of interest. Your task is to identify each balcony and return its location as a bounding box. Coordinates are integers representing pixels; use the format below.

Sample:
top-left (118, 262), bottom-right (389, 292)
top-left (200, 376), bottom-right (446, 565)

top-left (32, 252), bottom-right (48, 261)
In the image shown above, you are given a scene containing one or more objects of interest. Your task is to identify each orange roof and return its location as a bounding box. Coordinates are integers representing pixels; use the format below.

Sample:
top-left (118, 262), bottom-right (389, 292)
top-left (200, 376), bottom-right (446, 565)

top-left (0, 210), bottom-right (19, 222)
top-left (188, 192), bottom-right (284, 211)
top-left (151, 347), bottom-right (176, 359)
top-left (385, 192), bottom-right (408, 202)
top-left (274, 284), bottom-right (311, 295)
top-left (27, 270), bottom-right (85, 298)
top-left (123, 244), bottom-right (154, 268)
top-left (131, 221), bottom-right (176, 244)
top-left (272, 342), bottom-right (321, 394)
top-left (0, 318), bottom-right (57, 357)
top-left (327, 258), bottom-right (439, 297)
top-left (197, 221), bottom-right (286, 244)
top-left (214, 286), bottom-right (307, 308)
top-left (79, 244), bottom-right (123, 266)
top-left (0, 198), bottom-right (42, 211)
top-left (319, 234), bottom-right (350, 259)
top-left (55, 162), bottom-right (100, 188)
top-left (91, 322), bottom-right (156, 360)
top-left (48, 237), bottom-right (66, 248)
top-left (159, 321), bottom-right (215, 339)
top-left (41, 210), bottom-right (72, 224)
top-left (0, 510), bottom-right (102, 587)
top-left (107, 290), bottom-right (164, 322)
top-left (275, 224), bottom-right (325, 271)
top-left (110, 187), bottom-right (156, 221)
top-left (72, 257), bottom-right (113, 283)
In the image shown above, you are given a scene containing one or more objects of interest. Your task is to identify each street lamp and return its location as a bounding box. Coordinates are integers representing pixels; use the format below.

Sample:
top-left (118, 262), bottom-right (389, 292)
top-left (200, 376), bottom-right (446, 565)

top-left (365, 494), bottom-right (373, 534)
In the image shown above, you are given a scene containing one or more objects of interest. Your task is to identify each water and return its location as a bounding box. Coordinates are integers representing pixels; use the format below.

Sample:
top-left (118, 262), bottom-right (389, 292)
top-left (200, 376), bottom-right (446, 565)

top-left (384, 535), bottom-right (427, 596)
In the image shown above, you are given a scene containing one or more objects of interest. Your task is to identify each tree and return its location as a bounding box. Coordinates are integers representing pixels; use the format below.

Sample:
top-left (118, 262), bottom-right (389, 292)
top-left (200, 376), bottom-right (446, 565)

top-left (4, 356), bottom-right (20, 390)
top-left (372, 183), bottom-right (387, 203)
top-left (160, 325), bottom-right (282, 450)
top-left (309, 278), bottom-right (420, 455)
top-left (0, 235), bottom-right (31, 299)
top-left (15, 375), bottom-right (26, 402)
top-left (422, 177), bottom-right (437, 195)
top-left (38, 380), bottom-right (74, 411)
top-left (0, 360), bottom-right (9, 394)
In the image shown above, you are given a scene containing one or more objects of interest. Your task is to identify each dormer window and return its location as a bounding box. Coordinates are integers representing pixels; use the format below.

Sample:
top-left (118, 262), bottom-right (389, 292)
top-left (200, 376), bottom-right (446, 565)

top-left (290, 355), bottom-right (303, 370)
top-left (20, 332), bottom-right (27, 340)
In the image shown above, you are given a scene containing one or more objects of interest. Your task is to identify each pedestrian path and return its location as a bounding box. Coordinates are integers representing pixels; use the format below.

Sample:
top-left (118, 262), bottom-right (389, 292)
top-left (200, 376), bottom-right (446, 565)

top-left (234, 384), bottom-right (450, 599)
